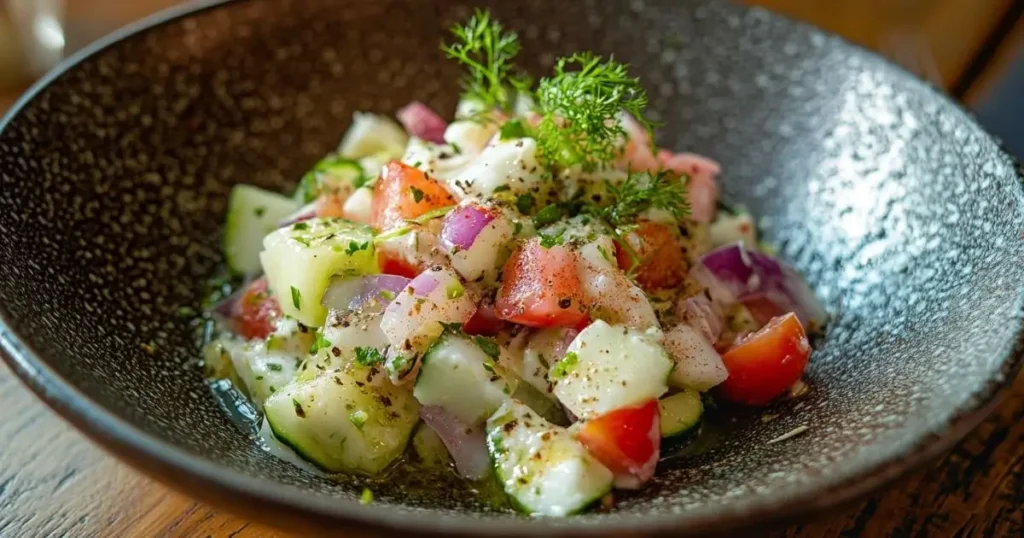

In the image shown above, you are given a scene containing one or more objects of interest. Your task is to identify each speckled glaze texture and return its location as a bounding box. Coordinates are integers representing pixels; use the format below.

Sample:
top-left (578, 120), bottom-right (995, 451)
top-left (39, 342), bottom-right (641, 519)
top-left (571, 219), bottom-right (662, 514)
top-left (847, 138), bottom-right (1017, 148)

top-left (0, 0), bottom-right (1022, 535)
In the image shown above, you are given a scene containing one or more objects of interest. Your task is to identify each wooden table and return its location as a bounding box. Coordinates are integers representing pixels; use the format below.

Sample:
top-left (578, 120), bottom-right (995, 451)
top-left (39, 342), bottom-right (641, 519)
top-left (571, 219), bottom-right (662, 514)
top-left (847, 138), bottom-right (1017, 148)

top-left (2, 3), bottom-right (1024, 535)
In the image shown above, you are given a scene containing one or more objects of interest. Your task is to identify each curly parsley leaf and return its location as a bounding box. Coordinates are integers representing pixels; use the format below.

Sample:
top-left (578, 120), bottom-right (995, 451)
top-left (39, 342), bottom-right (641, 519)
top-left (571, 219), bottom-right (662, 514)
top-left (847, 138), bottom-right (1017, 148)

top-left (442, 9), bottom-right (530, 112)
top-left (534, 52), bottom-right (654, 171)
top-left (354, 347), bottom-right (386, 367)
top-left (601, 170), bottom-right (690, 226)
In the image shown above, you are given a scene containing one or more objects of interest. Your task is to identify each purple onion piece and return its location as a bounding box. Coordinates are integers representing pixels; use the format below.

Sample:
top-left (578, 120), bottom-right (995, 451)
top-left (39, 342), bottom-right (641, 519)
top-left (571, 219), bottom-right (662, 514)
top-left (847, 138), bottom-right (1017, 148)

top-left (699, 243), bottom-right (825, 326)
top-left (419, 405), bottom-right (490, 480)
top-left (321, 275), bottom-right (412, 312)
top-left (440, 204), bottom-right (495, 251)
top-left (408, 272), bottom-right (440, 296)
top-left (397, 101), bottom-right (448, 144)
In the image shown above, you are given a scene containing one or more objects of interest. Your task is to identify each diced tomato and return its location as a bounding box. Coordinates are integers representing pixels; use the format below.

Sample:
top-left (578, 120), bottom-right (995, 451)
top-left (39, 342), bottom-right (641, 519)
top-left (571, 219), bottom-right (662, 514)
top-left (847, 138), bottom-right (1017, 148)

top-left (718, 312), bottom-right (811, 406)
top-left (314, 193), bottom-right (345, 218)
top-left (615, 221), bottom-right (686, 291)
top-left (378, 250), bottom-right (421, 278)
top-left (372, 161), bottom-right (457, 231)
top-left (495, 238), bottom-right (589, 328)
top-left (232, 278), bottom-right (281, 340)
top-left (574, 400), bottom-right (661, 489)
top-left (740, 294), bottom-right (787, 326)
top-left (464, 304), bottom-right (505, 336)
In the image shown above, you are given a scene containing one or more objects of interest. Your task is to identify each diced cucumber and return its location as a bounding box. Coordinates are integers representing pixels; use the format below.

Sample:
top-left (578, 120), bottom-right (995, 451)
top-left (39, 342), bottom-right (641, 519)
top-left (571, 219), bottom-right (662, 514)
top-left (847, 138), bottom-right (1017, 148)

top-left (296, 306), bottom-right (389, 383)
top-left (264, 371), bottom-right (419, 475)
top-left (259, 218), bottom-right (377, 327)
top-left (206, 317), bottom-right (312, 408)
top-left (338, 112), bottom-right (408, 160)
top-left (658, 390), bottom-right (703, 438)
top-left (224, 185), bottom-right (300, 276)
top-left (486, 400), bottom-right (613, 516)
top-left (294, 156), bottom-right (367, 203)
top-left (414, 333), bottom-right (511, 425)
top-left (552, 320), bottom-right (673, 419)
top-left (410, 423), bottom-right (451, 468)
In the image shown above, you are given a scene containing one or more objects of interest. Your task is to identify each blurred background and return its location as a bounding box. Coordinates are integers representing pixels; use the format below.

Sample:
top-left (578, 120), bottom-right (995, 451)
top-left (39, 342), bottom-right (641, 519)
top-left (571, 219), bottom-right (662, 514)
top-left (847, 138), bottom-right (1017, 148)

top-left (1, 0), bottom-right (1022, 155)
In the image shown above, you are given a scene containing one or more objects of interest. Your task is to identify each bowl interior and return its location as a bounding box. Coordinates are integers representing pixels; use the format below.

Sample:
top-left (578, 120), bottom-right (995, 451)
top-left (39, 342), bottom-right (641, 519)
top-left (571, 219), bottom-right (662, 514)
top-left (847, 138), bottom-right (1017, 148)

top-left (1, 0), bottom-right (1022, 533)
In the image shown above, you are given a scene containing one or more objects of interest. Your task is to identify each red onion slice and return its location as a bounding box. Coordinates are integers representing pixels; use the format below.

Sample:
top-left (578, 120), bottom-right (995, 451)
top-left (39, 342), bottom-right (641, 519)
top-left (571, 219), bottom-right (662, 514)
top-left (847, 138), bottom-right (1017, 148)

top-left (700, 243), bottom-right (825, 327)
top-left (440, 203), bottom-right (496, 251)
top-left (419, 405), bottom-right (490, 480)
top-left (397, 101), bottom-right (448, 144)
top-left (321, 275), bottom-right (412, 312)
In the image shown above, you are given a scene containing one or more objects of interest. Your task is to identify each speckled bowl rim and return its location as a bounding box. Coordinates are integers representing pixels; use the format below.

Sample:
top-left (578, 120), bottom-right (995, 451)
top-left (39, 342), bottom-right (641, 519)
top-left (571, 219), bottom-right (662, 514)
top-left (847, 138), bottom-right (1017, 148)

top-left (1, 0), bottom-right (1023, 535)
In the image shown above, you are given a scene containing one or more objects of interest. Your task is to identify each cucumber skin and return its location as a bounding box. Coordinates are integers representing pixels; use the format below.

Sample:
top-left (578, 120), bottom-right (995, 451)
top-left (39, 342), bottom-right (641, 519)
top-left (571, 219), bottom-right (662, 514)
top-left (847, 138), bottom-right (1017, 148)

top-left (658, 390), bottom-right (704, 438)
top-left (264, 372), bottom-right (419, 476)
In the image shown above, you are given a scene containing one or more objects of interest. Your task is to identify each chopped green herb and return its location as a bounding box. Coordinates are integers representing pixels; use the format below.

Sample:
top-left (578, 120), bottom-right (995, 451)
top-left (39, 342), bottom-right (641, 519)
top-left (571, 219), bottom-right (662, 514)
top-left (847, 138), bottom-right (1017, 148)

top-left (516, 193), bottom-right (535, 214)
top-left (513, 221), bottom-right (524, 236)
top-left (309, 330), bottom-right (332, 354)
top-left (355, 347), bottom-right (386, 367)
top-left (350, 410), bottom-right (369, 429)
top-left (267, 363), bottom-right (283, 372)
top-left (292, 222), bottom-right (309, 231)
top-left (410, 186), bottom-right (425, 203)
top-left (379, 290), bottom-right (396, 301)
top-left (538, 230), bottom-right (565, 249)
top-left (450, 142), bottom-right (462, 155)
top-left (482, 357), bottom-right (496, 373)
top-left (499, 118), bottom-right (528, 140)
top-left (492, 184), bottom-right (511, 193)
top-left (600, 170), bottom-right (689, 226)
top-left (411, 160), bottom-right (423, 168)
top-left (532, 204), bottom-right (563, 227)
top-left (474, 336), bottom-right (501, 360)
top-left (345, 240), bottom-right (370, 255)
top-left (255, 375), bottom-right (264, 381)
top-left (254, 206), bottom-right (267, 218)
top-left (549, 351), bottom-right (579, 379)
top-left (292, 398), bottom-right (306, 418)
top-left (290, 286), bottom-right (302, 310)
top-left (360, 487), bottom-right (374, 505)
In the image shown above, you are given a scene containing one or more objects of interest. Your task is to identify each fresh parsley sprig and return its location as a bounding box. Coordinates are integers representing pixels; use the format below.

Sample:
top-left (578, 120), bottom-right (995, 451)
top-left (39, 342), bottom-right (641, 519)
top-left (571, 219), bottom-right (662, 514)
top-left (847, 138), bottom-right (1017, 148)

top-left (601, 170), bottom-right (689, 227)
top-left (442, 9), bottom-right (530, 112)
top-left (534, 53), bottom-right (655, 172)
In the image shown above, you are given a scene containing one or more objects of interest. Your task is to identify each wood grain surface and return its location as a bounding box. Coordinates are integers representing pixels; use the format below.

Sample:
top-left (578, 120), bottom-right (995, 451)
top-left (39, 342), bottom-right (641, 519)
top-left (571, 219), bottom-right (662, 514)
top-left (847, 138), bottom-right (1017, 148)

top-left (1, 360), bottom-right (1021, 537)
top-left (2, 1), bottom-right (1023, 536)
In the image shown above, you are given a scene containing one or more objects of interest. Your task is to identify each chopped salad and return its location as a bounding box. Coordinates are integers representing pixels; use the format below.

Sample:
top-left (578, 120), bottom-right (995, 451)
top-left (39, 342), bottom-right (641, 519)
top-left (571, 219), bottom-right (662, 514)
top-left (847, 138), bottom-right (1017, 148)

top-left (202, 11), bottom-right (825, 517)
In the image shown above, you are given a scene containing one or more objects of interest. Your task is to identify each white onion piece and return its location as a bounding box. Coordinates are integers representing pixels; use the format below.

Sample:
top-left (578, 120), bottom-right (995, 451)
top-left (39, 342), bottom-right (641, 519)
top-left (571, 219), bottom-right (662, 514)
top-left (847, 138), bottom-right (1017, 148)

top-left (321, 275), bottom-right (411, 312)
top-left (420, 405), bottom-right (490, 480)
top-left (662, 324), bottom-right (728, 392)
top-left (380, 267), bottom-right (475, 374)
top-left (576, 248), bottom-right (659, 331)
top-left (443, 204), bottom-right (514, 283)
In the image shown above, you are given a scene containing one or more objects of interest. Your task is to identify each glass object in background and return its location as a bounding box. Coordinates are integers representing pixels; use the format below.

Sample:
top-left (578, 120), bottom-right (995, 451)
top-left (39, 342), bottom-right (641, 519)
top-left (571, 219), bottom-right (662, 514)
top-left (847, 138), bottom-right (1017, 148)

top-left (0, 0), bottom-right (65, 89)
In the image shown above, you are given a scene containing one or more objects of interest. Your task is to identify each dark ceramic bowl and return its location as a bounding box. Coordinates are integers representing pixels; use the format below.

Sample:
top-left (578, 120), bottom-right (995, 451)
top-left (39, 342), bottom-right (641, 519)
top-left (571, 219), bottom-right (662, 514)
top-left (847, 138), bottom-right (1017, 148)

top-left (1, 0), bottom-right (1022, 535)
